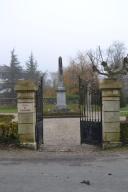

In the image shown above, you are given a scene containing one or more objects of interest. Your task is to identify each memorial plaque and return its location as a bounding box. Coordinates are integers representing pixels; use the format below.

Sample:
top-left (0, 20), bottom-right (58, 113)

top-left (18, 103), bottom-right (34, 113)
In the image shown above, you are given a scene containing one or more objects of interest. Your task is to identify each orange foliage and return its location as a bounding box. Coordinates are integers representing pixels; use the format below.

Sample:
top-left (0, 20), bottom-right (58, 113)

top-left (63, 53), bottom-right (99, 95)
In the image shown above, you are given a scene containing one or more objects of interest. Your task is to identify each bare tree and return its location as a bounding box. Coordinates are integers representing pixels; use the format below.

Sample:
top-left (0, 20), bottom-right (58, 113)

top-left (87, 41), bottom-right (128, 79)
top-left (87, 41), bottom-right (128, 106)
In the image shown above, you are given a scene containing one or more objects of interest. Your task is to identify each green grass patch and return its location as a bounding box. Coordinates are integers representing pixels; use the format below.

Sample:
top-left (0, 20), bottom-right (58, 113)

top-left (43, 104), bottom-right (55, 113)
top-left (0, 106), bottom-right (17, 113)
top-left (121, 105), bottom-right (128, 111)
top-left (120, 104), bottom-right (128, 116)
top-left (0, 103), bottom-right (127, 116)
top-left (120, 111), bottom-right (128, 116)
top-left (67, 103), bottom-right (79, 112)
top-left (43, 103), bottom-right (80, 113)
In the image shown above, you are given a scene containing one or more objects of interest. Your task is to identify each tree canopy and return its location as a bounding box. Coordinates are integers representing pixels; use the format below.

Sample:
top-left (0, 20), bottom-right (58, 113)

top-left (25, 53), bottom-right (41, 82)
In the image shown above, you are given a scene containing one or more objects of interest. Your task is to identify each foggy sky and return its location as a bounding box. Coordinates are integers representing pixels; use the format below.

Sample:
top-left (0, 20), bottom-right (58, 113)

top-left (0, 0), bottom-right (128, 72)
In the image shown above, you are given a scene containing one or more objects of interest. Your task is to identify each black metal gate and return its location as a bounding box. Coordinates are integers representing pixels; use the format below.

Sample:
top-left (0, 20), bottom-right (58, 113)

top-left (79, 77), bottom-right (102, 145)
top-left (35, 76), bottom-right (43, 149)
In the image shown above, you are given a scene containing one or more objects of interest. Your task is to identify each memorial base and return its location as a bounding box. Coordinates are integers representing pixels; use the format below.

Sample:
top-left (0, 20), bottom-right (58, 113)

top-left (54, 106), bottom-right (69, 113)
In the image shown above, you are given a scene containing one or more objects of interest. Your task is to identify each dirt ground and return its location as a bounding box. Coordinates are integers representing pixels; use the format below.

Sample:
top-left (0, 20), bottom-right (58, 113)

top-left (0, 146), bottom-right (128, 192)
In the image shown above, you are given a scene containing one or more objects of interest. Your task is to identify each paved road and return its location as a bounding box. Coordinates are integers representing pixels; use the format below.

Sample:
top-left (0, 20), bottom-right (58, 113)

top-left (0, 148), bottom-right (128, 192)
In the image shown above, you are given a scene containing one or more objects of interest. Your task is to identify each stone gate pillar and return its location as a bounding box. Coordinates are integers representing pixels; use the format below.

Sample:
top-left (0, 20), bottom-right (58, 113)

top-left (15, 80), bottom-right (37, 149)
top-left (100, 79), bottom-right (122, 149)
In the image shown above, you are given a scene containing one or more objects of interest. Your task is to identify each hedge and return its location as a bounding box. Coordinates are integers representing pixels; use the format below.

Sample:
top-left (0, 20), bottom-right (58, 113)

top-left (0, 115), bottom-right (19, 144)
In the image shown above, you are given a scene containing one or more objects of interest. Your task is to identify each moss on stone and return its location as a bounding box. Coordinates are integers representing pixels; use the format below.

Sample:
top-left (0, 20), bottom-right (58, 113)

top-left (15, 80), bottom-right (37, 92)
top-left (100, 79), bottom-right (122, 90)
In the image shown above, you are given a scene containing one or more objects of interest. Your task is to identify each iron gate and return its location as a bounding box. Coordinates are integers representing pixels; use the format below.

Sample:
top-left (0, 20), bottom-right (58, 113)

top-left (79, 77), bottom-right (102, 144)
top-left (35, 76), bottom-right (43, 149)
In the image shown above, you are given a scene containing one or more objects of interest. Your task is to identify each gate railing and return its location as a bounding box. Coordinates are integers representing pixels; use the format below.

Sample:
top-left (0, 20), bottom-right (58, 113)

top-left (79, 79), bottom-right (102, 122)
top-left (79, 77), bottom-right (102, 144)
top-left (35, 76), bottom-right (43, 149)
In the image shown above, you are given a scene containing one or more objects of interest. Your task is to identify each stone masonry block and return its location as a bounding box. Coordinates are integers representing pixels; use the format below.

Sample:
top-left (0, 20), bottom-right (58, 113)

top-left (17, 92), bottom-right (35, 99)
top-left (99, 79), bottom-right (122, 90)
top-left (15, 80), bottom-right (37, 92)
top-left (103, 122), bottom-right (120, 132)
top-left (19, 133), bottom-right (35, 143)
top-left (18, 103), bottom-right (35, 113)
top-left (18, 113), bottom-right (36, 124)
top-left (18, 124), bottom-right (35, 134)
top-left (103, 111), bottom-right (120, 122)
top-left (103, 132), bottom-right (120, 142)
top-left (18, 99), bottom-right (35, 103)
top-left (102, 90), bottom-right (120, 97)
top-left (102, 97), bottom-right (120, 101)
top-left (103, 100), bottom-right (120, 111)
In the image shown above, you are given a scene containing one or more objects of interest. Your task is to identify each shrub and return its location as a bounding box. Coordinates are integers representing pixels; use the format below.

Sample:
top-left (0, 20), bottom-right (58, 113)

top-left (0, 115), bottom-right (19, 144)
top-left (66, 94), bottom-right (79, 104)
top-left (0, 114), bottom-right (14, 123)
top-left (120, 120), bottom-right (128, 144)
top-left (120, 91), bottom-right (127, 108)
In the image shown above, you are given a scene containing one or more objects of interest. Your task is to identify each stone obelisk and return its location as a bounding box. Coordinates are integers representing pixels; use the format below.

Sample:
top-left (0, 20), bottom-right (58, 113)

top-left (56, 56), bottom-right (67, 111)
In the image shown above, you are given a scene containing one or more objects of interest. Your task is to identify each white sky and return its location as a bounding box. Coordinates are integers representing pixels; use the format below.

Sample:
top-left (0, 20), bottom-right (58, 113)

top-left (0, 0), bottom-right (128, 72)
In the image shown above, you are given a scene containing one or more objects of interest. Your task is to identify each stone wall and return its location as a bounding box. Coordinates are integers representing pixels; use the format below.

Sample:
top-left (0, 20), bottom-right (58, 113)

top-left (15, 80), bottom-right (37, 149)
top-left (100, 79), bottom-right (122, 149)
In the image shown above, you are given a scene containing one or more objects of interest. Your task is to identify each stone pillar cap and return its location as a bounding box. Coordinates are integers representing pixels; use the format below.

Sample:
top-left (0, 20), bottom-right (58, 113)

top-left (99, 79), bottom-right (122, 90)
top-left (15, 80), bottom-right (38, 92)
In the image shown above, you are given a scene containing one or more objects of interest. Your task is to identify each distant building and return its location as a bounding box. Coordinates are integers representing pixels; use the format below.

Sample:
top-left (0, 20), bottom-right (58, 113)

top-left (0, 65), bottom-right (9, 91)
top-left (0, 65), bottom-right (10, 79)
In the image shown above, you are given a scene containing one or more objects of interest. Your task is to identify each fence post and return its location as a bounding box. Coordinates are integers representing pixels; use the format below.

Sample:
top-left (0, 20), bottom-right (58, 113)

top-left (100, 79), bottom-right (122, 149)
top-left (15, 80), bottom-right (37, 149)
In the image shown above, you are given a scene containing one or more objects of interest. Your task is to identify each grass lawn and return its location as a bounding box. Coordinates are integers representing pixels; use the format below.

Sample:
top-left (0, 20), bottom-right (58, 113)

top-left (0, 103), bottom-right (80, 113)
top-left (0, 104), bottom-right (127, 117)
top-left (120, 105), bottom-right (128, 116)
top-left (44, 103), bottom-right (80, 113)
top-left (0, 106), bottom-right (17, 113)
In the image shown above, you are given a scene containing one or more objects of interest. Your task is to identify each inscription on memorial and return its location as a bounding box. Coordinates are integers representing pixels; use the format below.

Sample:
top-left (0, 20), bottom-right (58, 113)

top-left (18, 103), bottom-right (34, 113)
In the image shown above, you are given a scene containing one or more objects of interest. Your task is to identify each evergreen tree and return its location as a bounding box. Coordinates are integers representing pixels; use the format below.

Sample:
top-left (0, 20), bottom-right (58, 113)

top-left (4, 49), bottom-right (23, 97)
top-left (25, 53), bottom-right (40, 82)
top-left (10, 49), bottom-right (22, 78)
